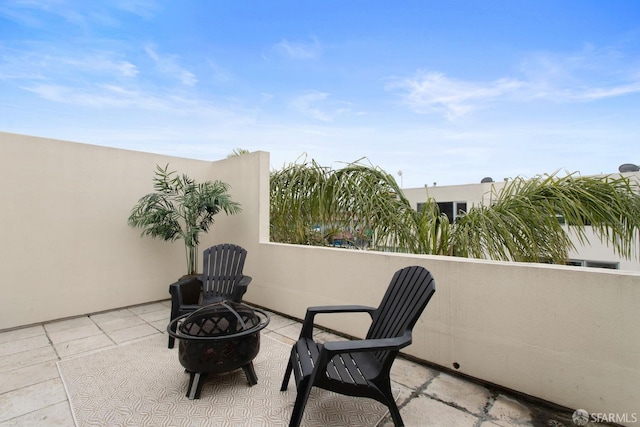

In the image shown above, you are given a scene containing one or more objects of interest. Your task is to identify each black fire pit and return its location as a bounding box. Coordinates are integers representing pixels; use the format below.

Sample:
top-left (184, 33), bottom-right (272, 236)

top-left (167, 301), bottom-right (270, 399)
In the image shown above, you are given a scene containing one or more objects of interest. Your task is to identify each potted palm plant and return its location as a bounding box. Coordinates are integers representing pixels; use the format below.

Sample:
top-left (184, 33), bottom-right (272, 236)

top-left (128, 164), bottom-right (242, 275)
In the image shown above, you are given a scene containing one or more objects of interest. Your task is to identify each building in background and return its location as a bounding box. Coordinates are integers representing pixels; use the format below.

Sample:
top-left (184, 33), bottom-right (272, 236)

top-left (402, 165), bottom-right (640, 272)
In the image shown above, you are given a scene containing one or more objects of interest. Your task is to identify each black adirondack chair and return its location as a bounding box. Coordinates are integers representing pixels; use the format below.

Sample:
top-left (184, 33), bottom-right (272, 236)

top-left (168, 243), bottom-right (252, 348)
top-left (280, 265), bottom-right (436, 427)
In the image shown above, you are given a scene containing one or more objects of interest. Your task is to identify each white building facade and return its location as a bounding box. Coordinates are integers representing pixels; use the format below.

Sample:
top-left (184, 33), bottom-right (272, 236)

top-left (402, 169), bottom-right (640, 272)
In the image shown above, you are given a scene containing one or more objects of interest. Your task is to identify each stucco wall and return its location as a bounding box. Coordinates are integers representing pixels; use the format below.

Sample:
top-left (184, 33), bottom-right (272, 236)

top-left (0, 132), bottom-right (267, 329)
top-left (2, 132), bottom-right (638, 425)
top-left (247, 243), bottom-right (640, 424)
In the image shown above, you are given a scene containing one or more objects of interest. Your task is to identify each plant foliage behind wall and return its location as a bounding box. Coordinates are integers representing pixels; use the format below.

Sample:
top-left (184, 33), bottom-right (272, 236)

top-left (270, 157), bottom-right (640, 264)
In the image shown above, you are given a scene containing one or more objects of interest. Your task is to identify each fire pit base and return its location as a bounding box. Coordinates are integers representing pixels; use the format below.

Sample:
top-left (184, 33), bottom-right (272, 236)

top-left (167, 302), bottom-right (270, 400)
top-left (186, 362), bottom-right (258, 400)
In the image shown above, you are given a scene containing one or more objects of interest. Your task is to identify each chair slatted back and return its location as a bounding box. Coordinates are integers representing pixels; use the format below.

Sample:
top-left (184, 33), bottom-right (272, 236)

top-left (366, 266), bottom-right (436, 363)
top-left (200, 244), bottom-right (247, 302)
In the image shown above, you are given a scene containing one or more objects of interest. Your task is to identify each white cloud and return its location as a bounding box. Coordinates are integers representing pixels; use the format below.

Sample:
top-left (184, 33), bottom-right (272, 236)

top-left (205, 59), bottom-right (233, 84)
top-left (273, 38), bottom-right (321, 60)
top-left (0, 0), bottom-right (158, 27)
top-left (390, 45), bottom-right (640, 119)
top-left (579, 82), bottom-right (640, 100)
top-left (291, 91), bottom-right (332, 121)
top-left (23, 83), bottom-right (163, 109)
top-left (389, 72), bottom-right (524, 119)
top-left (0, 46), bottom-right (139, 82)
top-left (517, 46), bottom-right (640, 101)
top-left (145, 45), bottom-right (197, 86)
top-left (21, 82), bottom-right (235, 120)
top-left (114, 0), bottom-right (160, 19)
top-left (290, 91), bottom-right (354, 122)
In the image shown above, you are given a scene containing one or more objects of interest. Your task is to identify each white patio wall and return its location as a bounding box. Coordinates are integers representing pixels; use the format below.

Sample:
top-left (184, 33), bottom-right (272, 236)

top-left (1, 132), bottom-right (638, 425)
top-left (0, 131), bottom-right (269, 329)
top-left (249, 243), bottom-right (640, 425)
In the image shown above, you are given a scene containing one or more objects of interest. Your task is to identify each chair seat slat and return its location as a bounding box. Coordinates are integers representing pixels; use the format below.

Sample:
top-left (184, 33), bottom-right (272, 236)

top-left (326, 354), bottom-right (368, 385)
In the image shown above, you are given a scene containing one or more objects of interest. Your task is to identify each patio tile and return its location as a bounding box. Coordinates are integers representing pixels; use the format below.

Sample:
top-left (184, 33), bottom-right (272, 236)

top-left (0, 401), bottom-right (74, 426)
top-left (0, 379), bottom-right (67, 423)
top-left (106, 324), bottom-right (160, 344)
top-left (389, 393), bottom-right (480, 426)
top-left (479, 422), bottom-right (510, 427)
top-left (0, 335), bottom-right (50, 358)
top-left (0, 346), bottom-right (58, 373)
top-left (96, 315), bottom-right (146, 333)
top-left (391, 357), bottom-right (439, 390)
top-left (424, 372), bottom-right (492, 416)
top-left (269, 322), bottom-right (302, 341)
top-left (486, 419), bottom-right (534, 427)
top-left (54, 334), bottom-right (114, 359)
top-left (149, 318), bottom-right (170, 333)
top-left (46, 324), bottom-right (103, 344)
top-left (137, 308), bottom-right (170, 323)
top-left (43, 317), bottom-right (93, 333)
top-left (128, 302), bottom-right (167, 315)
top-left (0, 302), bottom-right (596, 427)
top-left (0, 360), bottom-right (60, 395)
top-left (89, 308), bottom-right (135, 324)
top-left (0, 326), bottom-right (45, 345)
top-left (392, 382), bottom-right (414, 406)
top-left (488, 394), bottom-right (534, 426)
top-left (312, 330), bottom-right (348, 343)
top-left (264, 313), bottom-right (298, 331)
top-left (264, 330), bottom-right (297, 345)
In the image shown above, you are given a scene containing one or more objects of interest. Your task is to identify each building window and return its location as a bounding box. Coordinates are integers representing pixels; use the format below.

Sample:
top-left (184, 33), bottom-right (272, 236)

top-left (416, 201), bottom-right (467, 222)
top-left (437, 201), bottom-right (467, 222)
top-left (566, 259), bottom-right (619, 269)
top-left (584, 260), bottom-right (619, 269)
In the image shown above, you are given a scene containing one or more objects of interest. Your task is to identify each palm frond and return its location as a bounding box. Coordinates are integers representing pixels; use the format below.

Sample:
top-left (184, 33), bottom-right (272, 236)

top-left (128, 164), bottom-right (241, 274)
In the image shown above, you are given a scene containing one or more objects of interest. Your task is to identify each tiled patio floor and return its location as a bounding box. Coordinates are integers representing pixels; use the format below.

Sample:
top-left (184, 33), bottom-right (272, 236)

top-left (0, 301), bottom-right (611, 426)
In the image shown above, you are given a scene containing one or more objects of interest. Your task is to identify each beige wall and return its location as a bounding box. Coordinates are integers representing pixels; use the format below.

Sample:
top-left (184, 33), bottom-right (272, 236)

top-left (247, 243), bottom-right (640, 423)
top-left (0, 132), bottom-right (268, 329)
top-left (2, 132), bottom-right (638, 425)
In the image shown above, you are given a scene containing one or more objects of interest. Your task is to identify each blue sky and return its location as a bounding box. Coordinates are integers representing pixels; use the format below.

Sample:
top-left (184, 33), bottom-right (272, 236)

top-left (1, 1), bottom-right (639, 187)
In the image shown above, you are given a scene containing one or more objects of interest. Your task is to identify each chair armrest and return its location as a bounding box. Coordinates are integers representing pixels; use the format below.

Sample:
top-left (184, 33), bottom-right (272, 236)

top-left (169, 276), bottom-right (202, 306)
top-left (307, 305), bottom-right (376, 314)
top-left (301, 305), bottom-right (376, 338)
top-left (230, 275), bottom-right (252, 301)
top-left (239, 275), bottom-right (252, 287)
top-left (322, 332), bottom-right (412, 355)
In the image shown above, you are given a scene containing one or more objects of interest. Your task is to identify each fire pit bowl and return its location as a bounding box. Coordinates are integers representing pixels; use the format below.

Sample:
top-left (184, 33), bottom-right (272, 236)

top-left (167, 301), bottom-right (270, 399)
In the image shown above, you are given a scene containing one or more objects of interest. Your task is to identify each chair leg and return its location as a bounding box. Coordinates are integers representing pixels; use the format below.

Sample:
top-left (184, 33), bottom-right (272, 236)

top-left (288, 378), bottom-right (313, 427)
top-left (280, 358), bottom-right (293, 391)
top-left (379, 381), bottom-right (404, 427)
top-left (168, 314), bottom-right (177, 349)
top-left (386, 400), bottom-right (404, 427)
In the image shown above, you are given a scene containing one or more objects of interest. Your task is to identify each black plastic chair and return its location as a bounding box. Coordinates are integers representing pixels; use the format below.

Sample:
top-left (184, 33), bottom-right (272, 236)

top-left (280, 265), bottom-right (436, 427)
top-left (168, 243), bottom-right (251, 348)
